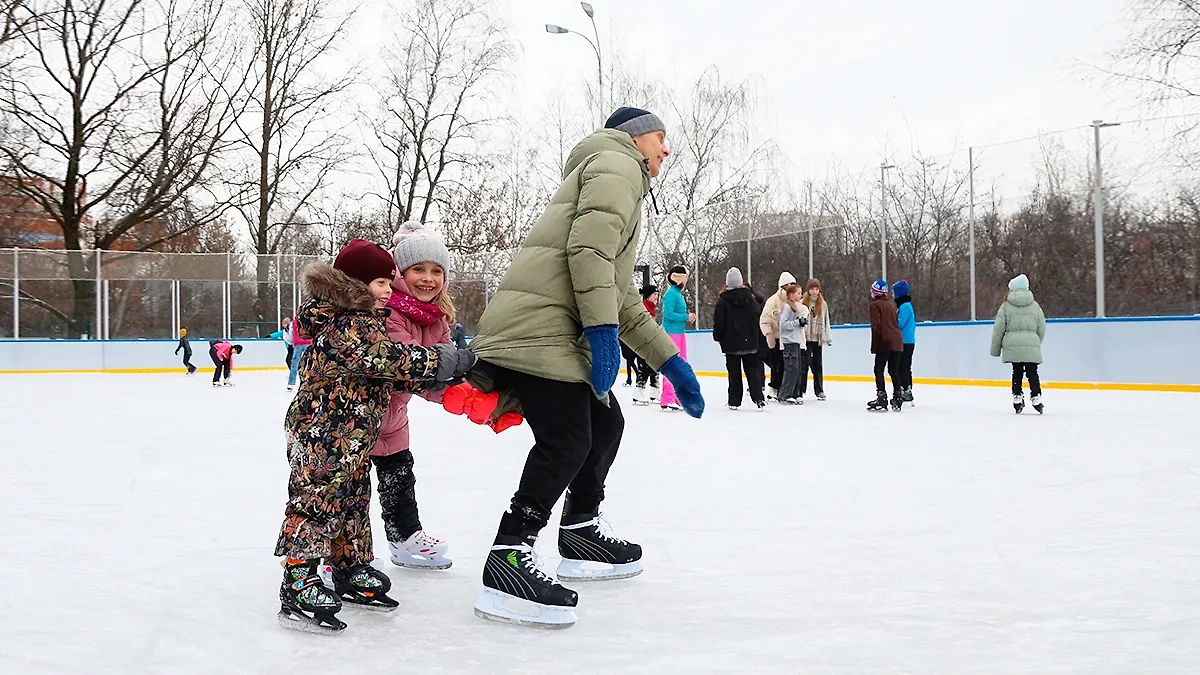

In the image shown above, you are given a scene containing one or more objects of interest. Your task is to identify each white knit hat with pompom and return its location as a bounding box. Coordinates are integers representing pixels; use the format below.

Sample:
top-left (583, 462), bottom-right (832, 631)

top-left (392, 220), bottom-right (450, 273)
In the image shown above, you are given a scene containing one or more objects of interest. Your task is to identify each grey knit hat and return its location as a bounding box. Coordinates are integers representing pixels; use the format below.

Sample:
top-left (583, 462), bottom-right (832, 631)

top-left (392, 220), bottom-right (450, 274)
top-left (604, 106), bottom-right (666, 138)
top-left (725, 267), bottom-right (743, 288)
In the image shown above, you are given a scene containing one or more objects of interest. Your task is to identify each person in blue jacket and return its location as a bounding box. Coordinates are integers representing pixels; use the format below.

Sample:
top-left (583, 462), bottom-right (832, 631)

top-left (659, 265), bottom-right (696, 411)
top-left (893, 280), bottom-right (916, 403)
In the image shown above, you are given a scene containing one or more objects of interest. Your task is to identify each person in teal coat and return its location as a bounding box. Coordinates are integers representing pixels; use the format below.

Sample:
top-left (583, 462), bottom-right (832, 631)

top-left (658, 265), bottom-right (695, 410)
top-left (990, 274), bottom-right (1047, 413)
top-left (893, 280), bottom-right (916, 403)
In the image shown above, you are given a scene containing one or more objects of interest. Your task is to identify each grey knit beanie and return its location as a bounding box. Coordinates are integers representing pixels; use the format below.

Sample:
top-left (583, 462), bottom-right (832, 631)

top-left (725, 267), bottom-right (743, 288)
top-left (604, 106), bottom-right (666, 138)
top-left (392, 220), bottom-right (450, 274)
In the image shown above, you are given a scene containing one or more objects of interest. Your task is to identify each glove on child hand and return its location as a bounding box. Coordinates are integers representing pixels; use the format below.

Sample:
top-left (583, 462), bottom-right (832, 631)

top-left (583, 325), bottom-right (621, 396)
top-left (659, 355), bottom-right (705, 418)
top-left (433, 344), bottom-right (476, 383)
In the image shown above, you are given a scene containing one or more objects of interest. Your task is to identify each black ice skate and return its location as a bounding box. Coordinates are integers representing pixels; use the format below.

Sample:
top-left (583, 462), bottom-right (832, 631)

top-left (867, 391), bottom-right (889, 411)
top-left (557, 512), bottom-right (644, 582)
top-left (278, 559), bottom-right (346, 634)
top-left (890, 395), bottom-right (904, 412)
top-left (902, 387), bottom-right (914, 404)
top-left (1013, 394), bottom-right (1025, 414)
top-left (1031, 394), bottom-right (1044, 414)
top-left (326, 563), bottom-right (398, 611)
top-left (475, 534), bottom-right (578, 629)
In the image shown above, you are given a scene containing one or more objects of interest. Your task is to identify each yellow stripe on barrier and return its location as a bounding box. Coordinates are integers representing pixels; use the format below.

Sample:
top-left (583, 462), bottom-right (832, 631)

top-left (687, 371), bottom-right (1200, 394)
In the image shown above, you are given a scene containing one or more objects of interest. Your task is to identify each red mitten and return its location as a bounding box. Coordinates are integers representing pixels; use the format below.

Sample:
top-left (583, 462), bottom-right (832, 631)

top-left (464, 390), bottom-right (500, 425)
top-left (488, 411), bottom-right (524, 434)
top-left (442, 383), bottom-right (472, 416)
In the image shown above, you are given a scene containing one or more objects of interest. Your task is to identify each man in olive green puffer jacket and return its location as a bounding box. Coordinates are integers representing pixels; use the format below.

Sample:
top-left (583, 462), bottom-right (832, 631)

top-left (990, 273), bottom-right (1047, 412)
top-left (466, 107), bottom-right (706, 626)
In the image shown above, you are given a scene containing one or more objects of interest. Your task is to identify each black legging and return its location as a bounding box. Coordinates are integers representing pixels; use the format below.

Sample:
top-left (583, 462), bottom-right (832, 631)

top-left (374, 450), bottom-right (421, 543)
top-left (1012, 363), bottom-right (1042, 396)
top-left (800, 343), bottom-right (824, 396)
top-left (873, 351), bottom-right (901, 397)
top-left (898, 343), bottom-right (915, 390)
top-left (210, 346), bottom-right (231, 383)
top-left (620, 342), bottom-right (637, 386)
top-left (768, 344), bottom-right (784, 390)
top-left (285, 344), bottom-right (295, 368)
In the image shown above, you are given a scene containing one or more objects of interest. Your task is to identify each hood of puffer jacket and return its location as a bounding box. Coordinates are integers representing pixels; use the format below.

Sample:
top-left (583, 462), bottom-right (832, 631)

top-left (720, 286), bottom-right (759, 309)
top-left (563, 129), bottom-right (650, 187)
top-left (1006, 289), bottom-right (1036, 307)
top-left (295, 263), bottom-right (377, 340)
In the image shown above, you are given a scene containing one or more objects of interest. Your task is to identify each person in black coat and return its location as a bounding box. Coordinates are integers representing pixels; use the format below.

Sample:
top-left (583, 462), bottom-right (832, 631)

top-left (712, 267), bottom-right (765, 409)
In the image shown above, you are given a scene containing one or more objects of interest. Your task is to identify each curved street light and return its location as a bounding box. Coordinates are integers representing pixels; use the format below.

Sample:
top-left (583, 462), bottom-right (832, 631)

top-left (545, 2), bottom-right (604, 124)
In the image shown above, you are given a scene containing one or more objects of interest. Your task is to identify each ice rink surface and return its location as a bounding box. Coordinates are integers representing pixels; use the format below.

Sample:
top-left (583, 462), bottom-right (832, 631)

top-left (1, 371), bottom-right (1197, 674)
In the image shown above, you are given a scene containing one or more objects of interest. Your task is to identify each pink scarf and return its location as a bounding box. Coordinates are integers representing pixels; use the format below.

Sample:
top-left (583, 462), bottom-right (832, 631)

top-left (387, 291), bottom-right (443, 327)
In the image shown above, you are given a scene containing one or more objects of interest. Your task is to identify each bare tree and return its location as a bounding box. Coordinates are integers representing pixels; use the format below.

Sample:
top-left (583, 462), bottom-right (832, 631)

top-left (365, 0), bottom-right (513, 227)
top-left (641, 67), bottom-right (774, 321)
top-left (231, 0), bottom-right (355, 334)
top-left (0, 0), bottom-right (249, 337)
top-left (235, 0), bottom-right (354, 255)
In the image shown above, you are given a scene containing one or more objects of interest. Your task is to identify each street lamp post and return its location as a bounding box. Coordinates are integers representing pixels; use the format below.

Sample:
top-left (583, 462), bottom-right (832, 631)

top-left (1091, 119), bottom-right (1120, 318)
top-left (880, 162), bottom-right (895, 282)
top-left (546, 2), bottom-right (604, 125)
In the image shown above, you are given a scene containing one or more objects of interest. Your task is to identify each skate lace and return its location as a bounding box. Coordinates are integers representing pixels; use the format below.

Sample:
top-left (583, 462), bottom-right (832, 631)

top-left (593, 514), bottom-right (629, 546)
top-left (515, 544), bottom-right (560, 586)
top-left (412, 531), bottom-right (442, 547)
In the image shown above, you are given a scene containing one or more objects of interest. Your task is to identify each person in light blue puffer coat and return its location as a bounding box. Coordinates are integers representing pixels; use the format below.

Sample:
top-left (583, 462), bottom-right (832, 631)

top-left (893, 280), bottom-right (916, 402)
top-left (990, 273), bottom-right (1047, 413)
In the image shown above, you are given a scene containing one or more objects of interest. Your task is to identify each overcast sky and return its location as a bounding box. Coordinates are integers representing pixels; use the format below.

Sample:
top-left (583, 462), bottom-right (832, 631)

top-left (488, 0), bottom-right (1146, 183)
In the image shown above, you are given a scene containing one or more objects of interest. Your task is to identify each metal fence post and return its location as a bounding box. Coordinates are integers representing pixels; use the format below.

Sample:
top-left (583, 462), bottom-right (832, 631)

top-left (94, 249), bottom-right (101, 340)
top-left (968, 146), bottom-right (977, 321)
top-left (12, 247), bottom-right (19, 339)
top-left (225, 251), bottom-right (231, 339)
top-left (275, 252), bottom-right (282, 327)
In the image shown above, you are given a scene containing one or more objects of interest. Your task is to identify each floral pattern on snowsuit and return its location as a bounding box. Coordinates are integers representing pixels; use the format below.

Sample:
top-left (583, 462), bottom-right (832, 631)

top-left (274, 263), bottom-right (441, 567)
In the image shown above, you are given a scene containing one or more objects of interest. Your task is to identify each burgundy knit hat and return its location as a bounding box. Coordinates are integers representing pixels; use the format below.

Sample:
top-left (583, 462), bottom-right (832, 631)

top-left (334, 239), bottom-right (396, 286)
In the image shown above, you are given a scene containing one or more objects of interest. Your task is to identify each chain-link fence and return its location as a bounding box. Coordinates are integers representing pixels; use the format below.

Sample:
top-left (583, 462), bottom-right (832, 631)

top-left (642, 119), bottom-right (1200, 328)
top-left (0, 249), bottom-right (327, 340)
top-left (0, 248), bottom-right (499, 340)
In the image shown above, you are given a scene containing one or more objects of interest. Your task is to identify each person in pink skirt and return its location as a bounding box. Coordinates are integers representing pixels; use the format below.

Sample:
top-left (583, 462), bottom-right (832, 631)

top-left (658, 265), bottom-right (696, 411)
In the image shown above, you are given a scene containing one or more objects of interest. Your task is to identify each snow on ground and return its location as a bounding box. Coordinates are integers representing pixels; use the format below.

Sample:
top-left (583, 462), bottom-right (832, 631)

top-left (0, 371), bottom-right (1198, 674)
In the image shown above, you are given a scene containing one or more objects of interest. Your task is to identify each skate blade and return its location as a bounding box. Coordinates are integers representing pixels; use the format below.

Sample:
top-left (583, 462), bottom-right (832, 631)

top-left (277, 608), bottom-right (346, 634)
top-left (390, 553), bottom-right (453, 570)
top-left (473, 589), bottom-right (575, 629)
top-left (556, 559), bottom-right (643, 582)
top-left (339, 593), bottom-right (399, 612)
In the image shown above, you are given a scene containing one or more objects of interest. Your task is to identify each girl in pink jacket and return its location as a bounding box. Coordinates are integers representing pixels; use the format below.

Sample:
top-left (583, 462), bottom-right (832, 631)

top-left (209, 340), bottom-right (243, 387)
top-left (370, 221), bottom-right (456, 570)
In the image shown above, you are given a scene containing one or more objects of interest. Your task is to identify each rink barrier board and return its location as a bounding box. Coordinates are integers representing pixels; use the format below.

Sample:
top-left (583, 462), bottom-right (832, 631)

top-left (3, 315), bottom-right (1200, 392)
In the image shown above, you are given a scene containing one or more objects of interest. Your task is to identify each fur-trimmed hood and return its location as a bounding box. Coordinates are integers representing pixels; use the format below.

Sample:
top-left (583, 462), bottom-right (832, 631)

top-left (296, 263), bottom-right (378, 341)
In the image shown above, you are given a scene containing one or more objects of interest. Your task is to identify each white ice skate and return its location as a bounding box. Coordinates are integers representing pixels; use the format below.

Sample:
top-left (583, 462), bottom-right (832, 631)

top-left (632, 387), bottom-right (650, 406)
top-left (648, 384), bottom-right (660, 401)
top-left (222, 380), bottom-right (234, 387)
top-left (767, 386), bottom-right (779, 401)
top-left (389, 531), bottom-right (452, 570)
top-left (659, 402), bottom-right (682, 412)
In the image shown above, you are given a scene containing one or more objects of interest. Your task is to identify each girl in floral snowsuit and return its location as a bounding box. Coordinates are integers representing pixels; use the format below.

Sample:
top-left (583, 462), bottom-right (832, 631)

top-left (274, 239), bottom-right (474, 634)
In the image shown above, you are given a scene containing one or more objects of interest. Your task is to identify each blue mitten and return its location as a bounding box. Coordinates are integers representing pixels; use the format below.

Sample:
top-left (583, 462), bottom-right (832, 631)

top-left (659, 355), bottom-right (705, 418)
top-left (584, 325), bottom-right (621, 396)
